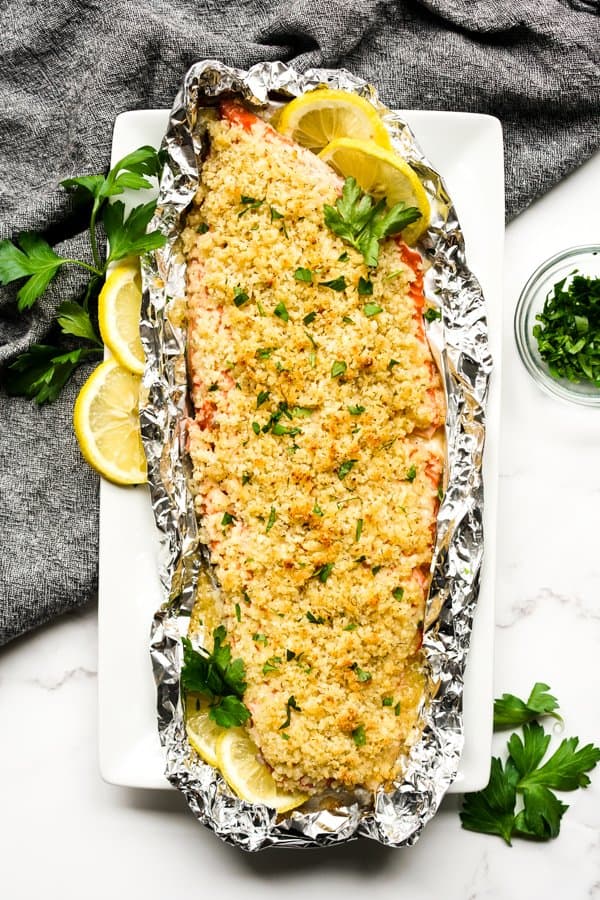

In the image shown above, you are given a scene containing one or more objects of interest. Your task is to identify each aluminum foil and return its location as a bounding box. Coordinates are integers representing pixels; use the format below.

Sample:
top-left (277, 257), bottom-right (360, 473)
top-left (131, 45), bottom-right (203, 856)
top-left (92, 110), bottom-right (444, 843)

top-left (141, 59), bottom-right (493, 851)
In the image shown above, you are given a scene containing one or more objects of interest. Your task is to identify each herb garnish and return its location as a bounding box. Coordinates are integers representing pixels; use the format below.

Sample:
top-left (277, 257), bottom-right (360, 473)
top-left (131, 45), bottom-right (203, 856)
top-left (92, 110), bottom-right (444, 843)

top-left (256, 347), bottom-right (275, 359)
top-left (337, 459), bottom-right (357, 480)
top-left (352, 724), bottom-right (366, 747)
top-left (323, 177), bottom-right (421, 267)
top-left (252, 422), bottom-right (260, 435)
top-left (196, 222), bottom-right (209, 234)
top-left (460, 683), bottom-right (600, 844)
top-left (234, 603), bottom-right (241, 622)
top-left (363, 302), bottom-right (383, 317)
top-left (424, 307), bottom-right (442, 322)
top-left (533, 273), bottom-right (600, 385)
top-left (263, 656), bottom-right (282, 675)
top-left (348, 404), bottom-right (365, 415)
top-left (406, 465), bottom-right (417, 482)
top-left (306, 611), bottom-right (325, 624)
top-left (1, 146), bottom-right (165, 403)
top-left (313, 502), bottom-right (324, 517)
top-left (256, 390), bottom-right (270, 408)
top-left (351, 663), bottom-right (372, 683)
top-left (303, 310), bottom-right (317, 325)
top-left (238, 195), bottom-right (264, 217)
top-left (314, 562), bottom-right (334, 583)
top-left (320, 276), bottom-right (347, 292)
top-left (358, 276), bottom-right (373, 296)
top-left (344, 622), bottom-right (358, 631)
top-left (252, 633), bottom-right (268, 645)
top-left (181, 629), bottom-right (250, 728)
top-left (331, 360), bottom-right (347, 378)
top-left (392, 587), bottom-right (404, 601)
top-left (279, 696), bottom-right (301, 730)
top-left (338, 251), bottom-right (349, 262)
top-left (295, 267), bottom-right (313, 284)
top-left (388, 359), bottom-right (400, 370)
top-left (233, 286), bottom-right (249, 307)
top-left (221, 512), bottom-right (235, 527)
top-left (274, 301), bottom-right (290, 322)
top-left (265, 506), bottom-right (277, 533)
top-left (382, 696), bottom-right (394, 707)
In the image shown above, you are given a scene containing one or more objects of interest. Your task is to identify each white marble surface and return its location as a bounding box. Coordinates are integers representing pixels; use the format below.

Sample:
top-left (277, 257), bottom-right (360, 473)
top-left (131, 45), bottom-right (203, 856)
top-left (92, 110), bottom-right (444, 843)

top-left (2, 151), bottom-right (600, 900)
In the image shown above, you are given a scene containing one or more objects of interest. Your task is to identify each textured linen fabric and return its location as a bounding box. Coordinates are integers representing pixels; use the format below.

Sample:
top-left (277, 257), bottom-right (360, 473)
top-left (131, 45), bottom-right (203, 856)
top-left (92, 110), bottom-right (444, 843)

top-left (0, 0), bottom-right (599, 645)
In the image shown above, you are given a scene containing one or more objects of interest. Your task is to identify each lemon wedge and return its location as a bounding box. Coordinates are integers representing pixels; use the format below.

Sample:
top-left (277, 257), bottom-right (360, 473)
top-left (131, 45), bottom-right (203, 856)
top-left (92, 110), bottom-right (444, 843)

top-left (185, 694), bottom-right (224, 768)
top-left (277, 88), bottom-right (391, 153)
top-left (98, 262), bottom-right (145, 375)
top-left (216, 728), bottom-right (309, 813)
top-left (319, 138), bottom-right (430, 245)
top-left (73, 358), bottom-right (147, 485)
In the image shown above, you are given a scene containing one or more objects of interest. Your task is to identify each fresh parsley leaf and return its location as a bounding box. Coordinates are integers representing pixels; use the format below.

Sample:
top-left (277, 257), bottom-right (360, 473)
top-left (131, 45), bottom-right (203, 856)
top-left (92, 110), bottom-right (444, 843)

top-left (331, 360), bottom-right (347, 378)
top-left (382, 696), bottom-right (394, 707)
top-left (424, 307), bottom-right (441, 322)
top-left (263, 656), bottom-right (282, 675)
top-left (252, 632), bottom-right (268, 645)
top-left (306, 611), bottom-right (325, 624)
top-left (323, 177), bottom-right (422, 267)
top-left (348, 404), bottom-right (365, 415)
top-left (363, 302), bottom-right (383, 317)
top-left (238, 196), bottom-right (264, 217)
top-left (55, 300), bottom-right (101, 344)
top-left (406, 465), bottom-right (417, 482)
top-left (4, 345), bottom-right (98, 405)
top-left (460, 757), bottom-right (517, 845)
top-left (494, 683), bottom-right (562, 730)
top-left (351, 663), bottom-right (372, 683)
top-left (358, 276), bottom-right (373, 296)
top-left (291, 405), bottom-right (312, 417)
top-left (0, 233), bottom-right (65, 311)
top-left (517, 730), bottom-right (600, 791)
top-left (295, 267), bottom-right (313, 283)
top-left (270, 206), bottom-right (284, 222)
top-left (320, 276), bottom-right (347, 292)
top-left (352, 724), bottom-right (366, 747)
top-left (103, 200), bottom-right (165, 264)
top-left (221, 512), bottom-right (235, 527)
top-left (61, 146), bottom-right (162, 202)
top-left (252, 421), bottom-right (260, 435)
top-left (388, 358), bottom-right (400, 370)
top-left (392, 587), bottom-right (404, 601)
top-left (514, 784), bottom-right (568, 841)
top-left (274, 301), bottom-right (289, 322)
top-left (337, 459), bottom-right (357, 480)
top-left (196, 222), bottom-right (209, 234)
top-left (303, 310), bottom-right (317, 325)
top-left (180, 632), bottom-right (250, 728)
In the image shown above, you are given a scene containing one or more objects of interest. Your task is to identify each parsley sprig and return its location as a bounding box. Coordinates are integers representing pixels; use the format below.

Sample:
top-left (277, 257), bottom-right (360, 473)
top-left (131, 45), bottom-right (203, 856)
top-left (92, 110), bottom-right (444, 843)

top-left (460, 683), bottom-right (600, 843)
top-left (324, 177), bottom-right (421, 267)
top-left (1, 146), bottom-right (166, 404)
top-left (181, 628), bottom-right (250, 728)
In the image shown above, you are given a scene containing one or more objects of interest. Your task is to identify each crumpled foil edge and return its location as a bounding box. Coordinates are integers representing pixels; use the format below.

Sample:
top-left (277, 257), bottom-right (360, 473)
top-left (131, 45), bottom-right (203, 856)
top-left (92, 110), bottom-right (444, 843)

top-left (141, 59), bottom-right (492, 851)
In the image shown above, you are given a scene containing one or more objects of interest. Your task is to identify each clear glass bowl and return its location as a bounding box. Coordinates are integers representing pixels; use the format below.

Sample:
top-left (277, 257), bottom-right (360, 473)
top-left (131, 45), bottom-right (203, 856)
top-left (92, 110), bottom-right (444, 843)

top-left (514, 244), bottom-right (600, 407)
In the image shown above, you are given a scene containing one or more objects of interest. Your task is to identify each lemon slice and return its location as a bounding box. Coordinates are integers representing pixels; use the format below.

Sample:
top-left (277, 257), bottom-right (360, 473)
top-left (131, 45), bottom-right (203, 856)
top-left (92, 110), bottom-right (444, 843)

top-left (319, 138), bottom-right (430, 245)
top-left (277, 88), bottom-right (392, 152)
top-left (73, 358), bottom-right (147, 485)
top-left (98, 262), bottom-right (145, 375)
top-left (185, 694), bottom-right (224, 768)
top-left (216, 728), bottom-right (309, 813)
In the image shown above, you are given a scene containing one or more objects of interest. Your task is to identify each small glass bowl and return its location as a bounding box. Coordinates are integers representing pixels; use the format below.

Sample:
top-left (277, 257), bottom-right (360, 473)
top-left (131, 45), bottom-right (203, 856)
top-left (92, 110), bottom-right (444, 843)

top-left (514, 244), bottom-right (600, 407)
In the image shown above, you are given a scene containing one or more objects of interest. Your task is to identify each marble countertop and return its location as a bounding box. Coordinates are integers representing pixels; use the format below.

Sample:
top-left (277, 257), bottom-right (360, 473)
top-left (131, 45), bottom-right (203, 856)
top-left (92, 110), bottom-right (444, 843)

top-left (2, 150), bottom-right (599, 900)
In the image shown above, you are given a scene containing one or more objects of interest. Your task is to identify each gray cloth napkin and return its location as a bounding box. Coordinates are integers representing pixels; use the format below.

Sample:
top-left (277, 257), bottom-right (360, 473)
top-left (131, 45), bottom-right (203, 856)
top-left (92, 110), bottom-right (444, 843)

top-left (1, 0), bottom-right (598, 646)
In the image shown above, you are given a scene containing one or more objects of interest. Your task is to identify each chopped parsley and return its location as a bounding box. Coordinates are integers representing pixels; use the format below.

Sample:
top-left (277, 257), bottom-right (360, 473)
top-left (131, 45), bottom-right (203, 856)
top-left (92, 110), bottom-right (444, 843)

top-left (406, 465), bottom-right (417, 482)
top-left (274, 301), bottom-right (290, 322)
top-left (234, 603), bottom-right (241, 622)
top-left (256, 347), bottom-right (275, 359)
top-left (303, 310), bottom-right (317, 325)
top-left (285, 649), bottom-right (296, 661)
top-left (352, 724), bottom-right (366, 747)
top-left (207, 382), bottom-right (218, 392)
top-left (221, 511), bottom-right (235, 527)
top-left (348, 404), bottom-right (365, 415)
top-left (315, 562), bottom-right (334, 583)
top-left (270, 206), bottom-right (284, 222)
top-left (196, 222), bottom-right (209, 234)
top-left (392, 587), bottom-right (404, 601)
top-left (320, 276), bottom-right (347, 292)
top-left (252, 633), bottom-right (268, 645)
top-left (382, 696), bottom-right (394, 707)
top-left (532, 273), bottom-right (600, 385)
top-left (312, 502), bottom-right (324, 517)
top-left (337, 459), bottom-right (357, 480)
top-left (424, 307), bottom-right (442, 322)
top-left (343, 622), bottom-right (357, 631)
top-left (262, 655), bottom-right (282, 674)
top-left (279, 695), bottom-right (301, 730)
top-left (358, 276), bottom-right (373, 296)
top-left (394, 702), bottom-right (401, 716)
top-left (342, 315), bottom-right (355, 325)
top-left (338, 251), bottom-right (349, 262)
top-left (306, 611), bottom-right (325, 624)
top-left (295, 267), bottom-right (313, 283)
top-left (363, 302), bottom-right (383, 317)
top-left (437, 482), bottom-right (444, 502)
top-left (265, 506), bottom-right (277, 533)
top-left (256, 390), bottom-right (270, 408)
top-left (291, 405), bottom-right (312, 417)
top-left (252, 421), bottom-right (260, 435)
top-left (238, 195), bottom-right (264, 217)
top-left (371, 565), bottom-right (382, 575)
top-left (351, 663), bottom-right (372, 683)
top-left (355, 518), bottom-right (363, 541)
top-left (233, 286), bottom-right (249, 307)
top-left (331, 360), bottom-right (347, 378)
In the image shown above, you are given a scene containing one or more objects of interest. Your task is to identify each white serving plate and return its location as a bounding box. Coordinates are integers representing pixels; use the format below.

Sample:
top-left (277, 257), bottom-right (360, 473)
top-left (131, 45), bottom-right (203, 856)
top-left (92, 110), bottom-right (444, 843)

top-left (98, 107), bottom-right (503, 792)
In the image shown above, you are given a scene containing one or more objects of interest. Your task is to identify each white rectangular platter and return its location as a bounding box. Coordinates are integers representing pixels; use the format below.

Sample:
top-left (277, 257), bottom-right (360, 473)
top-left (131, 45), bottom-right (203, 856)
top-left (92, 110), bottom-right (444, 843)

top-left (98, 107), bottom-right (503, 792)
